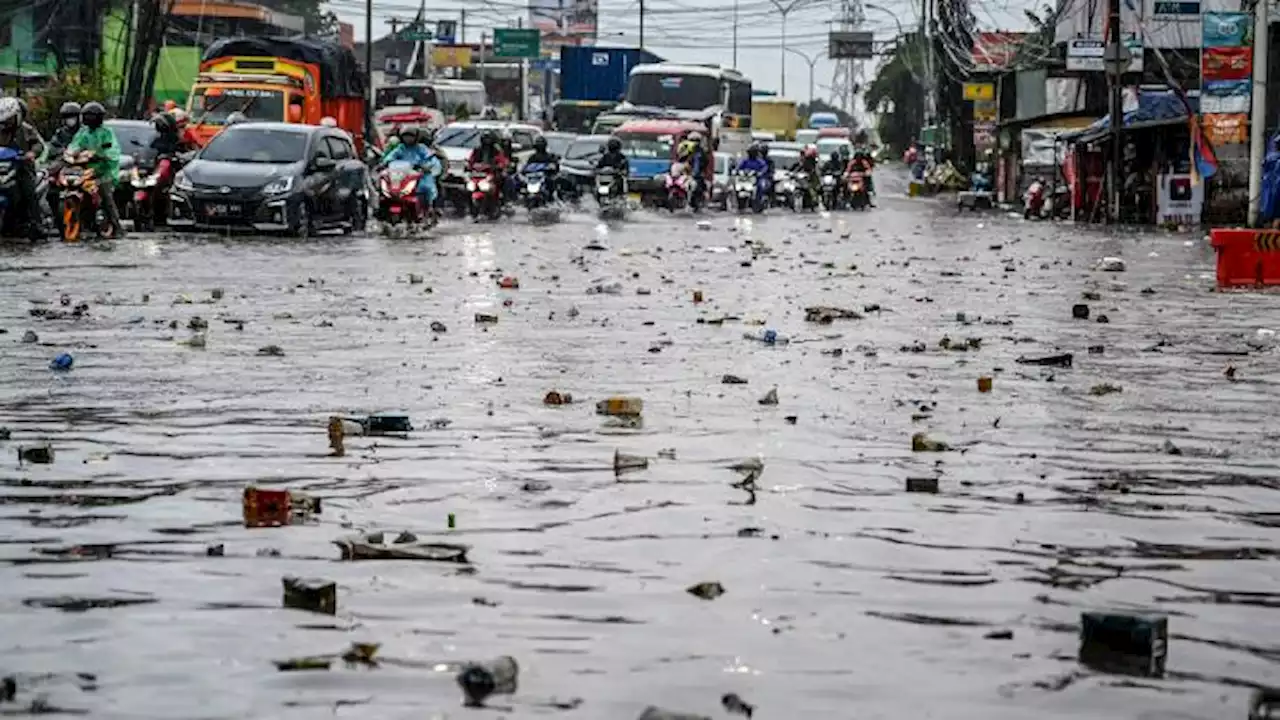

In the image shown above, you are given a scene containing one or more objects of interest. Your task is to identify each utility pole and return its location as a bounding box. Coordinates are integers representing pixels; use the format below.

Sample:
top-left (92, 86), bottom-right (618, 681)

top-left (518, 17), bottom-right (527, 121)
top-left (769, 0), bottom-right (805, 96)
top-left (460, 9), bottom-right (467, 43)
top-left (733, 0), bottom-right (739, 67)
top-left (365, 0), bottom-right (374, 138)
top-left (389, 17), bottom-right (403, 77)
top-left (1248, 0), bottom-right (1269, 226)
top-left (1106, 0), bottom-right (1122, 223)
top-left (639, 0), bottom-right (645, 50)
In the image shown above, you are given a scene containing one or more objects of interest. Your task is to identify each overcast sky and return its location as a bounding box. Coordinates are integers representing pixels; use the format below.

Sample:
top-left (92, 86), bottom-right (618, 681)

top-left (334, 0), bottom-right (1032, 108)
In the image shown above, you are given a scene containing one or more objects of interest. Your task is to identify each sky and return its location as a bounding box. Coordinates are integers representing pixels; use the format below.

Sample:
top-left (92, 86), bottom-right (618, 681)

top-left (334, 0), bottom-right (1033, 109)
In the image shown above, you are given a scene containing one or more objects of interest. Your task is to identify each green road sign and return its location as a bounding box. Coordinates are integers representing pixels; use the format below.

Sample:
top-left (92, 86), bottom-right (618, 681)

top-left (400, 28), bottom-right (434, 41)
top-left (494, 28), bottom-right (540, 58)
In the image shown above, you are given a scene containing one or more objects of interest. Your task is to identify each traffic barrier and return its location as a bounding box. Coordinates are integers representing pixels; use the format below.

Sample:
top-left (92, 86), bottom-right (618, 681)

top-left (1210, 228), bottom-right (1280, 287)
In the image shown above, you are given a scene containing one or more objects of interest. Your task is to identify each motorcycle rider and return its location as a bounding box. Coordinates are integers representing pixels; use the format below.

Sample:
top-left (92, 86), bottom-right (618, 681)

top-left (845, 146), bottom-right (876, 207)
top-left (140, 111), bottom-right (187, 226)
top-left (735, 145), bottom-right (771, 203)
top-left (0, 97), bottom-right (46, 239)
top-left (66, 101), bottom-right (124, 238)
top-left (683, 131), bottom-right (712, 207)
top-left (466, 130), bottom-right (509, 212)
top-left (379, 126), bottom-right (443, 221)
top-left (798, 145), bottom-right (821, 203)
top-left (44, 102), bottom-right (84, 238)
top-left (522, 135), bottom-right (561, 202)
top-left (595, 136), bottom-right (629, 199)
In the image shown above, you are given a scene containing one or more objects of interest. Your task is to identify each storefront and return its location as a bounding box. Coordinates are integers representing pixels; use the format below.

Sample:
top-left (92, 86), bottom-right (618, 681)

top-left (994, 114), bottom-right (1097, 204)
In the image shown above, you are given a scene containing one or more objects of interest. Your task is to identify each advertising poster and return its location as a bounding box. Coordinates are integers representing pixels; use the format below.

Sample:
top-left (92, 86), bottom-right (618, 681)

top-left (1201, 11), bottom-right (1250, 47)
top-left (1201, 46), bottom-right (1253, 81)
top-left (1203, 113), bottom-right (1249, 145)
top-left (1156, 173), bottom-right (1203, 225)
top-left (528, 0), bottom-right (597, 48)
top-left (1201, 79), bottom-right (1251, 114)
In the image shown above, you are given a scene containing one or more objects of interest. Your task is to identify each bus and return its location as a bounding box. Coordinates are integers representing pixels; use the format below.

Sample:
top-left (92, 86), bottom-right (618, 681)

top-left (618, 63), bottom-right (753, 153)
top-left (373, 79), bottom-right (487, 137)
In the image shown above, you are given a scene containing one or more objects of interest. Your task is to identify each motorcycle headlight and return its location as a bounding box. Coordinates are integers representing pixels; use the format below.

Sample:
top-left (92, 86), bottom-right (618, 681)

top-left (478, 179), bottom-right (492, 192)
top-left (528, 180), bottom-right (542, 192)
top-left (597, 185), bottom-right (609, 195)
top-left (467, 180), bottom-right (478, 191)
top-left (174, 172), bottom-right (193, 192)
top-left (380, 177), bottom-right (392, 194)
top-left (403, 179), bottom-right (418, 196)
top-left (263, 176), bottom-right (294, 195)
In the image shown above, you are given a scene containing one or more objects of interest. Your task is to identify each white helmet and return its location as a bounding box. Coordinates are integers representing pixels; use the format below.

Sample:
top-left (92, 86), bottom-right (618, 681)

top-left (0, 97), bottom-right (20, 124)
top-left (320, 116), bottom-right (338, 128)
top-left (688, 131), bottom-right (703, 142)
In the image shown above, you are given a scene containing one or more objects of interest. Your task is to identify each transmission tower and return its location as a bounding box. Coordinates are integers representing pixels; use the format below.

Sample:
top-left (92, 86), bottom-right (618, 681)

top-left (829, 0), bottom-right (866, 123)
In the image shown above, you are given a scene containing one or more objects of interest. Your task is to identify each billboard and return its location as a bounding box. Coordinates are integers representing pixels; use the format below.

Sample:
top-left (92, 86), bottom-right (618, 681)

top-left (528, 0), bottom-right (597, 49)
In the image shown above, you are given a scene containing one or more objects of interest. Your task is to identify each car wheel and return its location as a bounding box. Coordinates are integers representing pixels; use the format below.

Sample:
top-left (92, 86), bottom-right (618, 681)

top-left (291, 200), bottom-right (311, 239)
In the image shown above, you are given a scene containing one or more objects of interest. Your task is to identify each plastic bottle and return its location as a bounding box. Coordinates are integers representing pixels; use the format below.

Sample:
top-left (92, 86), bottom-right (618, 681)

top-left (743, 329), bottom-right (789, 346)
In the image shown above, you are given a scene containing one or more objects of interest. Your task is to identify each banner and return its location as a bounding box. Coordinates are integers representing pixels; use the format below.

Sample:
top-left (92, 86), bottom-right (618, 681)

top-left (1202, 46), bottom-right (1252, 81)
top-left (528, 0), bottom-right (597, 48)
top-left (1202, 113), bottom-right (1248, 145)
top-left (431, 45), bottom-right (472, 68)
top-left (1201, 79), bottom-right (1251, 114)
top-left (1201, 12), bottom-right (1250, 47)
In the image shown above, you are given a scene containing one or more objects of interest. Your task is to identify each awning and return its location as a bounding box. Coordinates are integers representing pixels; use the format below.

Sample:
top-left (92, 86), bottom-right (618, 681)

top-left (1060, 90), bottom-right (1199, 144)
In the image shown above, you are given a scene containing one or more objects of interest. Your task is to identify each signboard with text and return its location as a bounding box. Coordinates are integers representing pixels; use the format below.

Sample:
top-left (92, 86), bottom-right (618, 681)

top-left (495, 28), bottom-right (541, 58)
top-left (828, 31), bottom-right (874, 59)
top-left (1066, 36), bottom-right (1143, 72)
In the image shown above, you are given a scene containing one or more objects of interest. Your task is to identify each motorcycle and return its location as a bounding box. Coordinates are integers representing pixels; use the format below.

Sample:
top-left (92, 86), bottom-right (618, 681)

top-left (466, 166), bottom-right (503, 221)
top-left (772, 169), bottom-right (798, 211)
top-left (377, 160), bottom-right (435, 229)
top-left (846, 171), bottom-right (870, 211)
top-left (130, 153), bottom-right (186, 232)
top-left (595, 168), bottom-right (627, 207)
top-left (1023, 180), bottom-right (1070, 220)
top-left (0, 146), bottom-right (22, 236)
top-left (57, 150), bottom-right (112, 243)
top-left (519, 162), bottom-right (556, 210)
top-left (733, 169), bottom-right (768, 214)
top-left (665, 170), bottom-right (692, 211)
top-left (795, 170), bottom-right (820, 211)
top-left (820, 172), bottom-right (842, 210)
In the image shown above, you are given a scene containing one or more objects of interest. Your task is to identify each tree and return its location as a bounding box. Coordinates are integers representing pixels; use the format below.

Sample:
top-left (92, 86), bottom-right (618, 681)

top-left (864, 33), bottom-right (927, 154)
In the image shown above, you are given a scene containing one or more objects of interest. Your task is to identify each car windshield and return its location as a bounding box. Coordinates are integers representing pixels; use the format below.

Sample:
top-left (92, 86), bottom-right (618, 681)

top-left (107, 122), bottom-right (158, 153)
top-left (615, 132), bottom-right (673, 159)
top-left (544, 134), bottom-right (573, 157)
top-left (626, 73), bottom-right (720, 111)
top-left (436, 126), bottom-right (486, 148)
top-left (192, 88), bottom-right (286, 126)
top-left (376, 86), bottom-right (438, 109)
top-left (201, 128), bottom-right (308, 163)
top-left (817, 139), bottom-right (851, 157)
top-left (566, 138), bottom-right (605, 161)
top-left (770, 151), bottom-right (801, 169)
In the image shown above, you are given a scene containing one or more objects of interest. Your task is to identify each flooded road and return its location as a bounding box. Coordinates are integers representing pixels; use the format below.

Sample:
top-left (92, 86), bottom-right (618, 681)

top-left (2, 175), bottom-right (1278, 719)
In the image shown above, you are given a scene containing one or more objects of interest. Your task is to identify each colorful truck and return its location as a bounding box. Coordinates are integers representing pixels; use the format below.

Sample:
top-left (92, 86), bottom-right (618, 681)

top-left (187, 36), bottom-right (367, 151)
top-left (751, 97), bottom-right (799, 141)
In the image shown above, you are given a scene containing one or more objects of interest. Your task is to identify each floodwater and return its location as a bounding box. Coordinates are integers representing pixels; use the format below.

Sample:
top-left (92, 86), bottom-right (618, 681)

top-left (1, 172), bottom-right (1278, 719)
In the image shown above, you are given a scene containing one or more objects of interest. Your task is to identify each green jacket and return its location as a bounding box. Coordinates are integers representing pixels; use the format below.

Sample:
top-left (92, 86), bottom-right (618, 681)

top-left (67, 125), bottom-right (121, 182)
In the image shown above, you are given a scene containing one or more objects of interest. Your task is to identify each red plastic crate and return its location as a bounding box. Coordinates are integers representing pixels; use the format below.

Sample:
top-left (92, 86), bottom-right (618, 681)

top-left (1211, 228), bottom-right (1280, 287)
top-left (243, 487), bottom-right (291, 528)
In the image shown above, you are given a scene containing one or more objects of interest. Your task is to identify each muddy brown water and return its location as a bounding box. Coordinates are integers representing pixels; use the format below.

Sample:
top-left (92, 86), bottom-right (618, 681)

top-left (1, 183), bottom-right (1278, 718)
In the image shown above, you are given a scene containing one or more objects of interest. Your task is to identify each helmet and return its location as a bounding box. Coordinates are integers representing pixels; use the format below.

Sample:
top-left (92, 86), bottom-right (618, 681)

top-left (606, 137), bottom-right (621, 153)
top-left (81, 102), bottom-right (106, 129)
top-left (171, 108), bottom-right (188, 127)
top-left (803, 145), bottom-right (818, 159)
top-left (60, 101), bottom-right (82, 119)
top-left (163, 100), bottom-right (178, 112)
top-left (152, 112), bottom-right (176, 133)
top-left (838, 144), bottom-right (851, 159)
top-left (225, 111), bottom-right (247, 126)
top-left (320, 116), bottom-right (338, 128)
top-left (688, 130), bottom-right (703, 143)
top-left (480, 130), bottom-right (497, 146)
top-left (533, 135), bottom-right (547, 151)
top-left (746, 145), bottom-right (761, 159)
top-left (0, 97), bottom-right (20, 125)
top-left (400, 127), bottom-right (419, 144)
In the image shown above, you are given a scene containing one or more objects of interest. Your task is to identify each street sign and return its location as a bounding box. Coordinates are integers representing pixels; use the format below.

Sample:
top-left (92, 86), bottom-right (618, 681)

top-left (400, 27), bottom-right (434, 42)
top-left (531, 57), bottom-right (559, 72)
top-left (828, 31), bottom-right (874, 59)
top-left (1066, 36), bottom-right (1142, 72)
top-left (436, 20), bottom-right (457, 44)
top-left (495, 28), bottom-right (540, 58)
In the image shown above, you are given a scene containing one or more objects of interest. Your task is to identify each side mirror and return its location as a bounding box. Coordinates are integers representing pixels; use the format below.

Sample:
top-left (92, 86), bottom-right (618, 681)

top-left (312, 156), bottom-right (336, 172)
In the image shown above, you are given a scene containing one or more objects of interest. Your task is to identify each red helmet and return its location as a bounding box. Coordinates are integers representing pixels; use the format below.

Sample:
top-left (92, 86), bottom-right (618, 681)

top-left (803, 145), bottom-right (819, 159)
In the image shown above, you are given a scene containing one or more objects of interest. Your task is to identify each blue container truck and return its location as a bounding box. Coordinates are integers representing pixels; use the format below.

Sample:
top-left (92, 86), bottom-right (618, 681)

top-left (559, 46), bottom-right (664, 102)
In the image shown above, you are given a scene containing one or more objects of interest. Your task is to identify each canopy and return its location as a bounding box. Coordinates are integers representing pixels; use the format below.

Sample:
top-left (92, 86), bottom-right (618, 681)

top-left (1060, 91), bottom-right (1199, 144)
top-left (202, 36), bottom-right (366, 98)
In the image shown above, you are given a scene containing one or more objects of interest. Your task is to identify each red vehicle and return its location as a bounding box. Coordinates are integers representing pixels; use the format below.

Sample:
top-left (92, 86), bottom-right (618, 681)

top-left (466, 166), bottom-right (502, 220)
top-left (131, 153), bottom-right (190, 231)
top-left (57, 150), bottom-right (113, 242)
top-left (377, 161), bottom-right (433, 228)
top-left (818, 127), bottom-right (852, 140)
top-left (846, 171), bottom-right (870, 210)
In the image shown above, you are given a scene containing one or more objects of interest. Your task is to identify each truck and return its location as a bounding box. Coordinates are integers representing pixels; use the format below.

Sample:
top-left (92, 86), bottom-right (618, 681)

top-left (187, 36), bottom-right (368, 151)
top-left (751, 97), bottom-right (799, 141)
top-left (555, 46), bottom-right (663, 133)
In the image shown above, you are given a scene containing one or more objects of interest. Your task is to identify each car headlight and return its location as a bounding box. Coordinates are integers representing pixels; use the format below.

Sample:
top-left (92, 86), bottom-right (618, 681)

top-left (263, 176), bottom-right (293, 195)
top-left (174, 172), bottom-right (193, 191)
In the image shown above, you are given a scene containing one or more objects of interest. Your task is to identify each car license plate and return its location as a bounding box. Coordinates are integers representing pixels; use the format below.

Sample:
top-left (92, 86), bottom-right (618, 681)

top-left (206, 203), bottom-right (240, 217)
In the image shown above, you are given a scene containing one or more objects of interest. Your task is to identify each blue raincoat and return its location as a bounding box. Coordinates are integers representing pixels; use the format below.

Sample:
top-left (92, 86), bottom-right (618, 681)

top-left (1260, 133), bottom-right (1280, 225)
top-left (384, 143), bottom-right (442, 203)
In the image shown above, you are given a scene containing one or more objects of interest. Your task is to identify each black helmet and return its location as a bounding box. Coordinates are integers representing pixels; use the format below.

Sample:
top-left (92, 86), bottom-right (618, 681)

top-left (81, 101), bottom-right (106, 128)
top-left (829, 152), bottom-right (840, 163)
top-left (606, 137), bottom-right (621, 153)
top-left (400, 127), bottom-right (419, 143)
top-left (480, 130), bottom-right (497, 146)
top-left (60, 101), bottom-right (82, 119)
top-left (533, 136), bottom-right (547, 151)
top-left (747, 145), bottom-right (761, 159)
top-left (152, 112), bottom-right (176, 133)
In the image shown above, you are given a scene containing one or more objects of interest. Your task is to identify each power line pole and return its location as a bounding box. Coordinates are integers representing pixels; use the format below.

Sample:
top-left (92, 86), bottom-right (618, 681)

top-left (639, 0), bottom-right (646, 50)
top-left (365, 0), bottom-right (374, 139)
top-left (1248, 0), bottom-right (1269, 226)
top-left (733, 0), bottom-right (739, 67)
top-left (1106, 0), bottom-right (1122, 223)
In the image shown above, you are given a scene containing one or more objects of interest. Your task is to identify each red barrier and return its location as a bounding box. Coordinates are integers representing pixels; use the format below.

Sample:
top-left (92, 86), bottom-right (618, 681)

top-left (1210, 228), bottom-right (1280, 287)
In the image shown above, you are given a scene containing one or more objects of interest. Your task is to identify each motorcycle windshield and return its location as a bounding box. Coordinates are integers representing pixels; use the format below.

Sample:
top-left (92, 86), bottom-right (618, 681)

top-left (524, 163), bottom-right (549, 174)
top-left (0, 147), bottom-right (20, 162)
